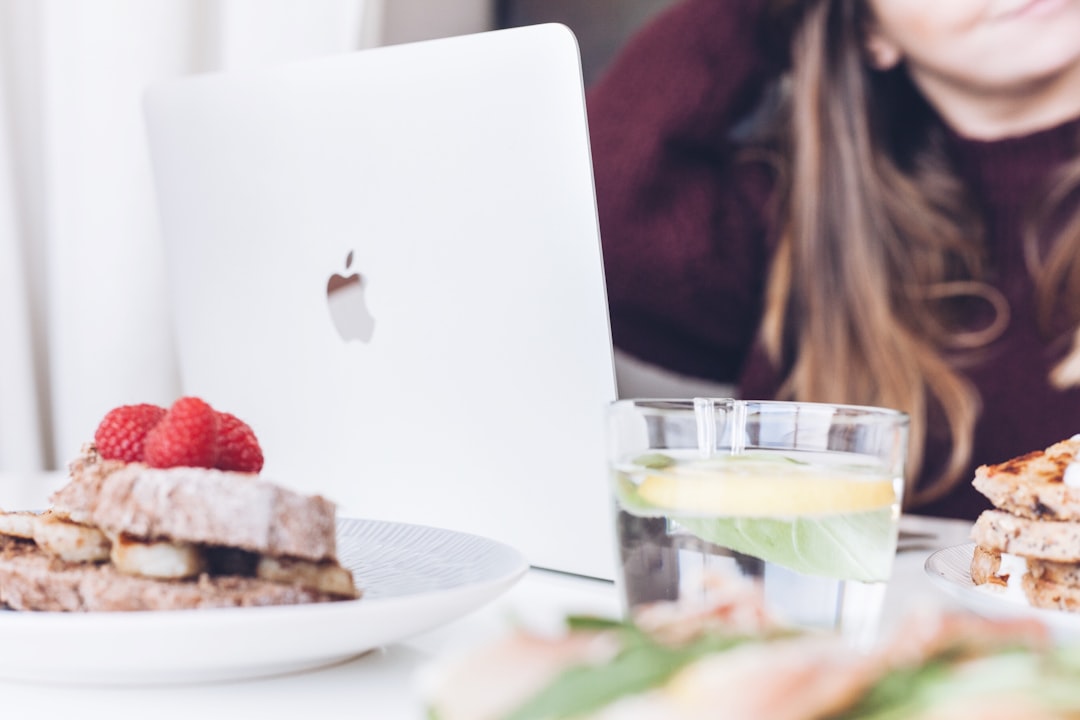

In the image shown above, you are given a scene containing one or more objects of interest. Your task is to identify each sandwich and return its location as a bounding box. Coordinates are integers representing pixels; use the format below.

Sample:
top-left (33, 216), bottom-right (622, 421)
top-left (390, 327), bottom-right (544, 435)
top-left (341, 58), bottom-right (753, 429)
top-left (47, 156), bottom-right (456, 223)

top-left (969, 435), bottom-right (1080, 611)
top-left (0, 397), bottom-right (359, 611)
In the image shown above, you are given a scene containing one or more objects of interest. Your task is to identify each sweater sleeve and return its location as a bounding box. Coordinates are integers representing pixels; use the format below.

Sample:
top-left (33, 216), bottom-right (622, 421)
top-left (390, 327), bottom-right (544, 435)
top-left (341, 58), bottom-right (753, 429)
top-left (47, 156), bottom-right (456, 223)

top-left (587, 0), bottom-right (780, 383)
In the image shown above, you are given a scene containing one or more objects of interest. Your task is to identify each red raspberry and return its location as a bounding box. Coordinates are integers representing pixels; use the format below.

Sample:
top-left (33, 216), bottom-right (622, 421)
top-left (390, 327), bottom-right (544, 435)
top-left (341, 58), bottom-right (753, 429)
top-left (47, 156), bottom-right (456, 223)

top-left (144, 397), bottom-right (219, 469)
top-left (215, 411), bottom-right (264, 473)
top-left (93, 404), bottom-right (166, 462)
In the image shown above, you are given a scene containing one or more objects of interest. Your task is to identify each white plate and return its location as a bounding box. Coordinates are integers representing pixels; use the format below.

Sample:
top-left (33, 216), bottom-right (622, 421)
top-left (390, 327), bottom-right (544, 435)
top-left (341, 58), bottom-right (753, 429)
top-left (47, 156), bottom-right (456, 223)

top-left (925, 543), bottom-right (1080, 641)
top-left (0, 518), bottom-right (528, 685)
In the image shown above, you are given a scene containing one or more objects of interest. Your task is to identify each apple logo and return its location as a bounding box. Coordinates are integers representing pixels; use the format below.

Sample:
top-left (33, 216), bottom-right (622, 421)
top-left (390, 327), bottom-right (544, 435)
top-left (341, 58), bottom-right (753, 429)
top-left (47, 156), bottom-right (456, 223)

top-left (326, 251), bottom-right (375, 343)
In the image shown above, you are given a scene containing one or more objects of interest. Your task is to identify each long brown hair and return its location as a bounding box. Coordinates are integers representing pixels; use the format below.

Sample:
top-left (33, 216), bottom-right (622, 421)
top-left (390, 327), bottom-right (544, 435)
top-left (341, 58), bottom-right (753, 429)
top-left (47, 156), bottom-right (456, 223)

top-left (758, 0), bottom-right (1080, 507)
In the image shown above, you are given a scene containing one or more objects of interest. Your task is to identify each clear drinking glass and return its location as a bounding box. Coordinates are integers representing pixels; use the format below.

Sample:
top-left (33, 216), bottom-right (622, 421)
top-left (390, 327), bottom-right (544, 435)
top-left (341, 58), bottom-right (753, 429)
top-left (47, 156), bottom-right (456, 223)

top-left (608, 398), bottom-right (909, 645)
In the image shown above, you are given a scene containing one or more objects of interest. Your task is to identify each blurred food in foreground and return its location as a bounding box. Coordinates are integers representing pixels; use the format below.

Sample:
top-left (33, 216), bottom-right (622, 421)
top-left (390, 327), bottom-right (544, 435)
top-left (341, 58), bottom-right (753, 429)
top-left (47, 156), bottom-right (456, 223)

top-left (423, 580), bottom-right (1080, 720)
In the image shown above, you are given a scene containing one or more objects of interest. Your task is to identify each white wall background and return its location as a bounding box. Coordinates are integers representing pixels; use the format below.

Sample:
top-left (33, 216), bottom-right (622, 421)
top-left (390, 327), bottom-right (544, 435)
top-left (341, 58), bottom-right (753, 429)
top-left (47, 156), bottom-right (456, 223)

top-left (0, 0), bottom-right (493, 473)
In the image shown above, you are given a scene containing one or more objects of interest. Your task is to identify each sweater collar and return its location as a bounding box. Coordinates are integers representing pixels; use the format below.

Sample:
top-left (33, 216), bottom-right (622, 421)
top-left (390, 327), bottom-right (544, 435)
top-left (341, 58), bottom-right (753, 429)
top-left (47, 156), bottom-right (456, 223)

top-left (945, 115), bottom-right (1080, 210)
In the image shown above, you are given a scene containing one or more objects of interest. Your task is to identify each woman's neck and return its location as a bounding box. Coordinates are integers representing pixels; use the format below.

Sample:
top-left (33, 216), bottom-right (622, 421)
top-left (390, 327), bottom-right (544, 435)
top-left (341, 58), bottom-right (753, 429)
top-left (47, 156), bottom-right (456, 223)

top-left (910, 60), bottom-right (1080, 141)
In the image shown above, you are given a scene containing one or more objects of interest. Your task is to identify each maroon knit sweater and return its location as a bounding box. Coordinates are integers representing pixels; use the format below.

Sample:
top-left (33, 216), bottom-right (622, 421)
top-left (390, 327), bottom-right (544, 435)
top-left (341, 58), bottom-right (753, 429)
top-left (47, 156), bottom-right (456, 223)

top-left (587, 0), bottom-right (1080, 519)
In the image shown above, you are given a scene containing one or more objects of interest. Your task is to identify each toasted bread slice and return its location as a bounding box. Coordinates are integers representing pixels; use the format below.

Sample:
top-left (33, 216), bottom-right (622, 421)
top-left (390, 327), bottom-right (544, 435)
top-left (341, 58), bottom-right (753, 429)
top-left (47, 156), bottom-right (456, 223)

top-left (971, 510), bottom-right (1080, 563)
top-left (52, 449), bottom-right (337, 562)
top-left (0, 536), bottom-right (350, 612)
top-left (1027, 557), bottom-right (1080, 587)
top-left (1022, 572), bottom-right (1080, 612)
top-left (972, 437), bottom-right (1080, 520)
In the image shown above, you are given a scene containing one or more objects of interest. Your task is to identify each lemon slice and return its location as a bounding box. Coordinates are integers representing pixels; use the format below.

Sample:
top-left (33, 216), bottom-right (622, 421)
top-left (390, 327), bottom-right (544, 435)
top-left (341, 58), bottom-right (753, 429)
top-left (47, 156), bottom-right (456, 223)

top-left (635, 469), bottom-right (896, 517)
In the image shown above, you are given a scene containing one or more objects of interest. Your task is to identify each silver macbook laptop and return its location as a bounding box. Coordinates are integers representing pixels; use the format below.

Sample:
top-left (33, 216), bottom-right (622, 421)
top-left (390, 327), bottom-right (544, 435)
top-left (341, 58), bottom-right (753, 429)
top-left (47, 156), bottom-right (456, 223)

top-left (144, 24), bottom-right (618, 580)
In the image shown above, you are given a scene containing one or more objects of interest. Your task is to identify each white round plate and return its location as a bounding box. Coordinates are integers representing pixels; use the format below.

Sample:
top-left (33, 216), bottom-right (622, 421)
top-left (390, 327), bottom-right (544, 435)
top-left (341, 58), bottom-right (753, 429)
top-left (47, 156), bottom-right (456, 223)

top-left (925, 543), bottom-right (1080, 642)
top-left (0, 518), bottom-right (528, 685)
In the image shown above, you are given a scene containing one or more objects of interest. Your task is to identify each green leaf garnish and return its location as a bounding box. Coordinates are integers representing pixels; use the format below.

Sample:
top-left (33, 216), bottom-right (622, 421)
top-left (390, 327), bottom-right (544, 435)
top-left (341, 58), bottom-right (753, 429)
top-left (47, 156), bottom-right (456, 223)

top-left (631, 453), bottom-right (675, 469)
top-left (827, 648), bottom-right (1080, 720)
top-left (503, 633), bottom-right (751, 720)
top-left (564, 615), bottom-right (634, 633)
top-left (674, 507), bottom-right (896, 583)
top-left (826, 660), bottom-right (951, 720)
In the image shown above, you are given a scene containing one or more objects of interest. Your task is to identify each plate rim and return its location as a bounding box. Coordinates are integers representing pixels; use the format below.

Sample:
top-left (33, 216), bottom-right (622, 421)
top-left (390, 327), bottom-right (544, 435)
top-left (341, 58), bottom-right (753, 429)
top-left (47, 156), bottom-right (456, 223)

top-left (924, 542), bottom-right (1080, 633)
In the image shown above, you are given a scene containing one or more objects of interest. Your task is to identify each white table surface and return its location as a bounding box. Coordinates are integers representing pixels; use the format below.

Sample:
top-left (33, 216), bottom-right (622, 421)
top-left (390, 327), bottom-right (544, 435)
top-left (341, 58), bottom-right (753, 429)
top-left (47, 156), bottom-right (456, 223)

top-left (0, 473), bottom-right (972, 719)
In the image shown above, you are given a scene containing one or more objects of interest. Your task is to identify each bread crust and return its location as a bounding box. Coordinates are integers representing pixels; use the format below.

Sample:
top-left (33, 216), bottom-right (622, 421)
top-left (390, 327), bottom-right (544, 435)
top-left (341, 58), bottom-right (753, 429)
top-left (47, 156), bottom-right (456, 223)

top-left (971, 510), bottom-right (1080, 563)
top-left (0, 536), bottom-right (342, 612)
top-left (972, 438), bottom-right (1080, 521)
top-left (53, 451), bottom-right (337, 562)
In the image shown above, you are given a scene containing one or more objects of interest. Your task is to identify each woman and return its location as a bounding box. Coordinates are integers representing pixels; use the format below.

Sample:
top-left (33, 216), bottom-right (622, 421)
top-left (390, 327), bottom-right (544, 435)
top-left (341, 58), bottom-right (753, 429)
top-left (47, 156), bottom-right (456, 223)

top-left (588, 0), bottom-right (1080, 518)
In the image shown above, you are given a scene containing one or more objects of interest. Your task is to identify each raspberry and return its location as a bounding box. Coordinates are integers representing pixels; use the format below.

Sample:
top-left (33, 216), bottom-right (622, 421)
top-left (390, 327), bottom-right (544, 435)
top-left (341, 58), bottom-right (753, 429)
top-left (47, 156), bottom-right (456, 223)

top-left (144, 397), bottom-right (219, 469)
top-left (93, 404), bottom-right (167, 462)
top-left (215, 411), bottom-right (264, 473)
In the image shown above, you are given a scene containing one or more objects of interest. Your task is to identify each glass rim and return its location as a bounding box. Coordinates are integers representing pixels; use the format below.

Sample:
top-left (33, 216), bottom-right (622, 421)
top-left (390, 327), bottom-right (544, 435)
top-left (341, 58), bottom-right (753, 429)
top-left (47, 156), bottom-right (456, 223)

top-left (609, 397), bottom-right (909, 425)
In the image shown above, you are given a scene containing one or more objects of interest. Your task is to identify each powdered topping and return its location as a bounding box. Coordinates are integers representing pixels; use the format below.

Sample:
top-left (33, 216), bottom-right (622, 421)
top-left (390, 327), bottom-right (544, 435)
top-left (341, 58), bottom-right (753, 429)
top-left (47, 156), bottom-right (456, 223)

top-left (50, 453), bottom-right (337, 562)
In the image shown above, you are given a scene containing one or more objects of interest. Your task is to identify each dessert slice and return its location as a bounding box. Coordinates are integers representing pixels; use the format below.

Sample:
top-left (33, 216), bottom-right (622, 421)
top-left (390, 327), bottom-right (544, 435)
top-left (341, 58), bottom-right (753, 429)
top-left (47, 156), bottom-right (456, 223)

top-left (53, 447), bottom-right (340, 564)
top-left (970, 437), bottom-right (1080, 612)
top-left (972, 436), bottom-right (1080, 521)
top-left (0, 397), bottom-right (359, 612)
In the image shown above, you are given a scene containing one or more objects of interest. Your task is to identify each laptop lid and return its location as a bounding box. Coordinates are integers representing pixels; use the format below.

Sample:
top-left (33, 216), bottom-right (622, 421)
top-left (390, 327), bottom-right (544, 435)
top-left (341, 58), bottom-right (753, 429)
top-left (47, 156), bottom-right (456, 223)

top-left (143, 25), bottom-right (618, 580)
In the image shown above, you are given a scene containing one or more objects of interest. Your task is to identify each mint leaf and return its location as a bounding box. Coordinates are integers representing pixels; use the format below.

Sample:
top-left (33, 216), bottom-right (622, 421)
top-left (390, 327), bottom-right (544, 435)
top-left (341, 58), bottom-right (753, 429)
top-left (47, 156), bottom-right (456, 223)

top-left (564, 615), bottom-right (634, 633)
top-left (503, 634), bottom-right (750, 720)
top-left (827, 660), bottom-right (951, 720)
top-left (632, 453), bottom-right (675, 469)
top-left (829, 649), bottom-right (1080, 720)
top-left (674, 507), bottom-right (896, 582)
